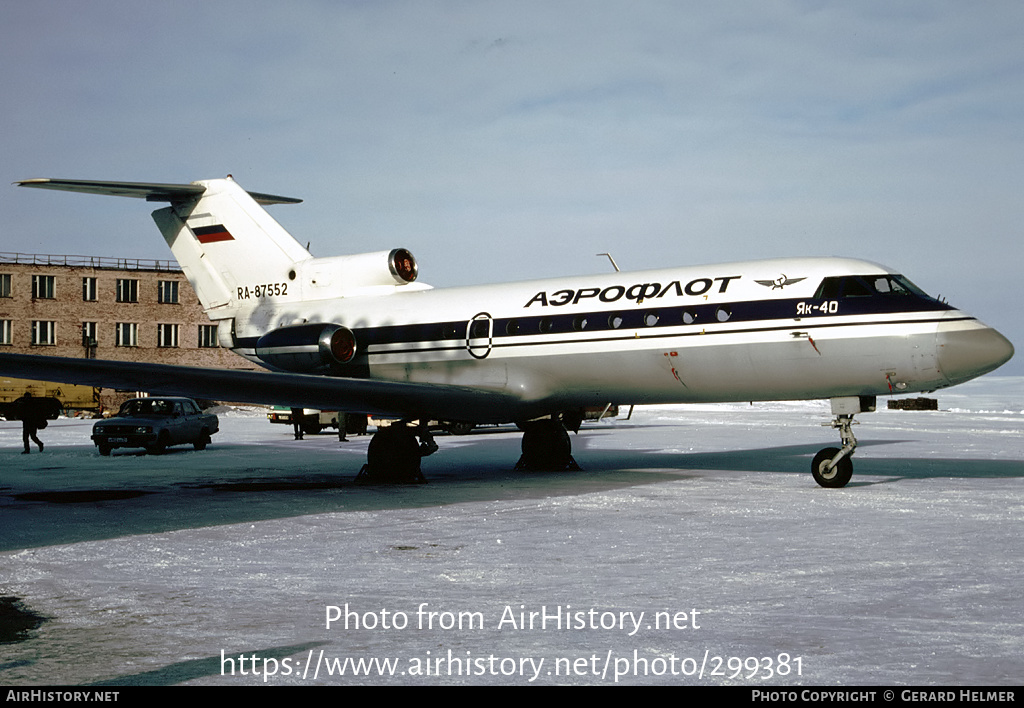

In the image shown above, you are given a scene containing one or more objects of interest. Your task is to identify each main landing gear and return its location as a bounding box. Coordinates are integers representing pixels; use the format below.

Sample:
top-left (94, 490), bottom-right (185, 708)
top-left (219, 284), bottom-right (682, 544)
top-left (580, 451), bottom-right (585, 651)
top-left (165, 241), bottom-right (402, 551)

top-left (356, 422), bottom-right (437, 484)
top-left (515, 417), bottom-right (582, 472)
top-left (357, 413), bottom-right (583, 483)
top-left (812, 396), bottom-right (875, 488)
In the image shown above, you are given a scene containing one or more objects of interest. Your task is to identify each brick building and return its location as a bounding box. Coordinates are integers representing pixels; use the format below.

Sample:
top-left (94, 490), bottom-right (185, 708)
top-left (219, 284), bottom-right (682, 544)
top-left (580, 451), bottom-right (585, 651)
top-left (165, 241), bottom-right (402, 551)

top-left (0, 252), bottom-right (257, 407)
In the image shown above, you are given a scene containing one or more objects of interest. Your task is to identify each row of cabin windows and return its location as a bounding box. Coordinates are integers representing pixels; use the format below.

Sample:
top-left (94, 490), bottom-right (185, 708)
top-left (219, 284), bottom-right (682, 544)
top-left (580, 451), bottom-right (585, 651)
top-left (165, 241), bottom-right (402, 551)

top-left (483, 306), bottom-right (734, 338)
top-left (0, 274), bottom-right (180, 304)
top-left (0, 320), bottom-right (218, 348)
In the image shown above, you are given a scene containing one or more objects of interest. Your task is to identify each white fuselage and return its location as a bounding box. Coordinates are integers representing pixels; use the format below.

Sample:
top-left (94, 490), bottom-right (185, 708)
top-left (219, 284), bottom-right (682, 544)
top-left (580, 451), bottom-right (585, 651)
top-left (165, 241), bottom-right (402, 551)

top-left (223, 256), bottom-right (1007, 421)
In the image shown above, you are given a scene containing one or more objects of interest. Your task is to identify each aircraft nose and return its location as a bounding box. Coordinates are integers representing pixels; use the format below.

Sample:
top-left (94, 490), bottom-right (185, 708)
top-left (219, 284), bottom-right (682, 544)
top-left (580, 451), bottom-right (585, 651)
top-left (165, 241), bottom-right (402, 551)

top-left (936, 325), bottom-right (1014, 386)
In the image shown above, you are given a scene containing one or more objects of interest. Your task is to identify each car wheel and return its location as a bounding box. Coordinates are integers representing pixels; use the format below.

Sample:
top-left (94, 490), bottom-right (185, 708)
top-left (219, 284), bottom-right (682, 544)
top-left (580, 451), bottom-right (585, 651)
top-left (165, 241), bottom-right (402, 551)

top-left (147, 432), bottom-right (169, 455)
top-left (194, 430), bottom-right (211, 451)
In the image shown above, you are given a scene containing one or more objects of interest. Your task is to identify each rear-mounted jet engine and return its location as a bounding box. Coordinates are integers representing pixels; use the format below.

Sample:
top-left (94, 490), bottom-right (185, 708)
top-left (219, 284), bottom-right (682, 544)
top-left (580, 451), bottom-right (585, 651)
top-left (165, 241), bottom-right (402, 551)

top-left (255, 323), bottom-right (358, 373)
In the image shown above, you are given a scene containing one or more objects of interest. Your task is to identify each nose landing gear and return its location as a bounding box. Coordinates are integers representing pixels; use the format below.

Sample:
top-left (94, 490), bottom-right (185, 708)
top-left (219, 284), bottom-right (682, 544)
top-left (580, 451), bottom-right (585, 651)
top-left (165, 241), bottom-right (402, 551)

top-left (812, 396), bottom-right (875, 488)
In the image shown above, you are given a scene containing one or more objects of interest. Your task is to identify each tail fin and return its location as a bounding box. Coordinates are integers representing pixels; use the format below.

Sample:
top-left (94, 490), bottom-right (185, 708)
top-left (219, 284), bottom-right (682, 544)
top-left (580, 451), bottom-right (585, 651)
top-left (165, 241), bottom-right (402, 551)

top-left (16, 176), bottom-right (429, 329)
top-left (152, 178), bottom-right (309, 316)
top-left (17, 177), bottom-right (308, 319)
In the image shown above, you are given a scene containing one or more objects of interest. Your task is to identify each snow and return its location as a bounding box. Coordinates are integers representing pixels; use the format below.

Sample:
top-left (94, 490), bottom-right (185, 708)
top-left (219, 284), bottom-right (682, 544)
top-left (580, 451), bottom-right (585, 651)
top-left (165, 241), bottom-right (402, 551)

top-left (1, 377), bottom-right (1021, 685)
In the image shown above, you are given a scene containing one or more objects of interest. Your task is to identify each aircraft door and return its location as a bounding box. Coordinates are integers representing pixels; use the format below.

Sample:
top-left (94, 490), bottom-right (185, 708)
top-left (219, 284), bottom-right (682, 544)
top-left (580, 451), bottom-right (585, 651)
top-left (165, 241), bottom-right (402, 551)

top-left (466, 312), bottom-right (493, 359)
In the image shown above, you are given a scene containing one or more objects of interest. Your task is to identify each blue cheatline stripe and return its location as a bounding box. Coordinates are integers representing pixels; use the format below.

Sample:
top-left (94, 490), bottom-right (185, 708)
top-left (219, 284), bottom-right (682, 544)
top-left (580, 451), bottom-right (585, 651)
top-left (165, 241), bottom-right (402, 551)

top-left (235, 296), bottom-right (961, 360)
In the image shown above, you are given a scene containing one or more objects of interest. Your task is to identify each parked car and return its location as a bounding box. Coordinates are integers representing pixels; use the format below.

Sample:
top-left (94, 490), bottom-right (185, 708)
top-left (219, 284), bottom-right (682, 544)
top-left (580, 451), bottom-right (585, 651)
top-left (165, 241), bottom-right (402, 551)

top-left (92, 397), bottom-right (219, 456)
top-left (0, 395), bottom-right (63, 422)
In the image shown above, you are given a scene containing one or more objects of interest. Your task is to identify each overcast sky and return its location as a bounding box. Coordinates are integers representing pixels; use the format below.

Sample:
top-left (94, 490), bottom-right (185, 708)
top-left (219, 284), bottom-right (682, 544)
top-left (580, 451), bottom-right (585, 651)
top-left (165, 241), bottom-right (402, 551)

top-left (1, 1), bottom-right (1020, 371)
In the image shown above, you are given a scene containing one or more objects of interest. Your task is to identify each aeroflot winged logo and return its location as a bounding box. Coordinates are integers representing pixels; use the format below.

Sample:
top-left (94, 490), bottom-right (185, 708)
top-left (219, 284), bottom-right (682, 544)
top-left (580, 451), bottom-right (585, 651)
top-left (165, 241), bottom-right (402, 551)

top-left (191, 224), bottom-right (234, 244)
top-left (755, 274), bottom-right (806, 290)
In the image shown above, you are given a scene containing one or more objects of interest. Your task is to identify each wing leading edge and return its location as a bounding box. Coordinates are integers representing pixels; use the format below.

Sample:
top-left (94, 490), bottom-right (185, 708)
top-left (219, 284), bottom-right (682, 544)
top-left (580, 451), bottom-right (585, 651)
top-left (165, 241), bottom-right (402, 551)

top-left (0, 353), bottom-right (529, 423)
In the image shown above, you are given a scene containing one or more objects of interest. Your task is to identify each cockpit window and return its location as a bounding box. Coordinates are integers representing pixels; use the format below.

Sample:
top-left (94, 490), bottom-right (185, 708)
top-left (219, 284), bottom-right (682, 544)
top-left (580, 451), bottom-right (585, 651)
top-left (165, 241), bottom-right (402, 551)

top-left (889, 275), bottom-right (929, 297)
top-left (842, 278), bottom-right (873, 298)
top-left (813, 274), bottom-right (932, 300)
top-left (815, 278), bottom-right (841, 299)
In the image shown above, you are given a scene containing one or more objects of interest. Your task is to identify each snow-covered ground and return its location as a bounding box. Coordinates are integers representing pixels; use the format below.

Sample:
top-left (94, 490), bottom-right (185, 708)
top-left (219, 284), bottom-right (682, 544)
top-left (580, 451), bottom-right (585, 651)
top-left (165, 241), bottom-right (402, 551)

top-left (1, 377), bottom-right (1021, 685)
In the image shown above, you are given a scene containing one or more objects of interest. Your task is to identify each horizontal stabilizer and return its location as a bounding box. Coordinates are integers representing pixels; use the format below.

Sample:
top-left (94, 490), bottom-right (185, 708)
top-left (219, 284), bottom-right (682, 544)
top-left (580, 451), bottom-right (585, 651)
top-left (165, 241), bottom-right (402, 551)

top-left (0, 353), bottom-right (530, 423)
top-left (15, 178), bottom-right (302, 205)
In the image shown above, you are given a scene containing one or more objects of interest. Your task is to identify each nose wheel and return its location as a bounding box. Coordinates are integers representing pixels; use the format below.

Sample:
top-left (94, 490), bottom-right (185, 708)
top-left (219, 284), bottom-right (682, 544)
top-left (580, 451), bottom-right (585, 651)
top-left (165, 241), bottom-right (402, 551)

top-left (811, 445), bottom-right (854, 488)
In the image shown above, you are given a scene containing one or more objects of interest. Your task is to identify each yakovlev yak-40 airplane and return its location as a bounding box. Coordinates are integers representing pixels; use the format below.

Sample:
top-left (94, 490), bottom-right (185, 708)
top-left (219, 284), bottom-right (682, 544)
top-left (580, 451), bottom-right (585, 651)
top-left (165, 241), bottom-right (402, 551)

top-left (4, 177), bottom-right (1014, 486)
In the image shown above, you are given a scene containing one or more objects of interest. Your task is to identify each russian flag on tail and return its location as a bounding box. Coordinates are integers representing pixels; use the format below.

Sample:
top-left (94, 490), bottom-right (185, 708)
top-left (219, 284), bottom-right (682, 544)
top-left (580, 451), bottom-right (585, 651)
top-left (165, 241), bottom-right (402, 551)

top-left (193, 224), bottom-right (234, 243)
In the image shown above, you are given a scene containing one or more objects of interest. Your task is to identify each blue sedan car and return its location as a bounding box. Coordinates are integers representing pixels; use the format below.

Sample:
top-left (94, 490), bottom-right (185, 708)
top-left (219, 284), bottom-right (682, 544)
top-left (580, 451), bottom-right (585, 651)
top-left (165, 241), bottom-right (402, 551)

top-left (92, 397), bottom-right (219, 456)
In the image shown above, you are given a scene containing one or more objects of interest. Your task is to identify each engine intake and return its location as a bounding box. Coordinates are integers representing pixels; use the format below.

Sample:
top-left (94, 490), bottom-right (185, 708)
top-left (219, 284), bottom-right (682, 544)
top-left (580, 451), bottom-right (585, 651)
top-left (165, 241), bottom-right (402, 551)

top-left (389, 248), bottom-right (417, 284)
top-left (255, 323), bottom-right (357, 373)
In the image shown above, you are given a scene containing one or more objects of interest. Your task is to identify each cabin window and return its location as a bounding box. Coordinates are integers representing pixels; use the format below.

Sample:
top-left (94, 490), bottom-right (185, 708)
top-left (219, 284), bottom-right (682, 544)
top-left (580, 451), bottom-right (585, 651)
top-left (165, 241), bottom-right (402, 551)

top-left (469, 319), bottom-right (489, 339)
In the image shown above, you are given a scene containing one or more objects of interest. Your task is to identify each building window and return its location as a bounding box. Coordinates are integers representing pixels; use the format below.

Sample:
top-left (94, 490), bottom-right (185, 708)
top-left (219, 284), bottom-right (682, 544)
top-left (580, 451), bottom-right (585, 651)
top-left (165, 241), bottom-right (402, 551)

top-left (198, 324), bottom-right (219, 348)
top-left (82, 322), bottom-right (98, 346)
top-left (83, 277), bottom-right (98, 302)
top-left (1, 320), bottom-right (11, 345)
top-left (158, 280), bottom-right (179, 304)
top-left (32, 275), bottom-right (56, 299)
top-left (31, 320), bottom-right (56, 345)
top-left (157, 323), bottom-right (179, 348)
top-left (116, 279), bottom-right (139, 303)
top-left (115, 322), bottom-right (138, 347)
top-left (0, 274), bottom-right (11, 298)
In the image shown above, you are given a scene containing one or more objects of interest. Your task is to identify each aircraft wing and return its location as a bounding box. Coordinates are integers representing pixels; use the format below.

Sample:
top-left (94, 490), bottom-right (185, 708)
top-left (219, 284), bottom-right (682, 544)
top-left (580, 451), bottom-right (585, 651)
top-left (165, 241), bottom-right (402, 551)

top-left (14, 178), bottom-right (302, 205)
top-left (0, 353), bottom-right (529, 423)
